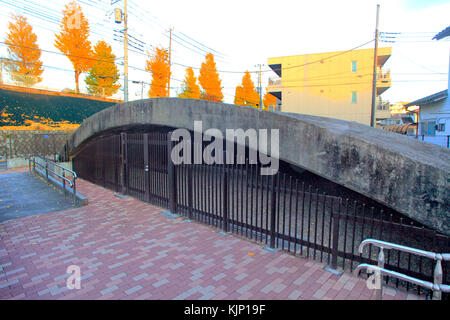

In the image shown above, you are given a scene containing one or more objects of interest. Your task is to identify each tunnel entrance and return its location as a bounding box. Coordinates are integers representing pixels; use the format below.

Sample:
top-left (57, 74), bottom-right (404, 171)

top-left (72, 126), bottom-right (449, 299)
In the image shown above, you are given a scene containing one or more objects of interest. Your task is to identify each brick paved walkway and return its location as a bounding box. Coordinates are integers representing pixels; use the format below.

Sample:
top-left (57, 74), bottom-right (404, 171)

top-left (0, 171), bottom-right (424, 300)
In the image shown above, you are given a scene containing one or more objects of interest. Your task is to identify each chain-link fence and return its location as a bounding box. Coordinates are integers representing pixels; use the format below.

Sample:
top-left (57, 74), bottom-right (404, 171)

top-left (0, 130), bottom-right (73, 160)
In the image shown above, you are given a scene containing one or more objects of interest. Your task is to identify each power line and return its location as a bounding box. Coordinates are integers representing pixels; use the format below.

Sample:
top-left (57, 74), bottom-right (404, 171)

top-left (263, 39), bottom-right (375, 73)
top-left (0, 41), bottom-right (121, 64)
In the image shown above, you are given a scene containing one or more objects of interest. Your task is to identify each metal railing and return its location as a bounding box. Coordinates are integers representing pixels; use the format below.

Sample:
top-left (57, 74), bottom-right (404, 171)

top-left (29, 155), bottom-right (78, 204)
top-left (72, 131), bottom-right (450, 298)
top-left (354, 239), bottom-right (450, 300)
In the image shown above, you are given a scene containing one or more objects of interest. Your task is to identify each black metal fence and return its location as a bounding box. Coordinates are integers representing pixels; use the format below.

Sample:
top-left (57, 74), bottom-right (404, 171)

top-left (73, 130), bottom-right (449, 299)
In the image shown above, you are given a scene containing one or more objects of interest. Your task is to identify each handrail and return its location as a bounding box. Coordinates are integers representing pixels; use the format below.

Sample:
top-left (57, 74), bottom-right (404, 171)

top-left (354, 238), bottom-right (449, 300)
top-left (354, 264), bottom-right (450, 293)
top-left (29, 155), bottom-right (78, 205)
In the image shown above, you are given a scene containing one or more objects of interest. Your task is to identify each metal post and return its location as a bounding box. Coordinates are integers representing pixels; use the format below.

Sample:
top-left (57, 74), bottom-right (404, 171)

top-left (370, 4), bottom-right (380, 127)
top-left (45, 162), bottom-right (48, 181)
top-left (331, 208), bottom-right (340, 269)
top-left (168, 28), bottom-right (173, 97)
top-left (143, 133), bottom-right (150, 202)
top-left (123, 0), bottom-right (128, 102)
top-left (188, 163), bottom-right (193, 219)
top-left (120, 132), bottom-right (128, 194)
top-left (223, 164), bottom-right (229, 232)
top-left (73, 176), bottom-right (77, 205)
top-left (433, 256), bottom-right (443, 300)
top-left (376, 247), bottom-right (385, 300)
top-left (167, 131), bottom-right (177, 214)
top-left (63, 170), bottom-right (66, 197)
top-left (269, 174), bottom-right (278, 249)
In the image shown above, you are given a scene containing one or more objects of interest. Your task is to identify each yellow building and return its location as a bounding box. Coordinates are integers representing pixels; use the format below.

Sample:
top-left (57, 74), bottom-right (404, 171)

top-left (267, 47), bottom-right (392, 126)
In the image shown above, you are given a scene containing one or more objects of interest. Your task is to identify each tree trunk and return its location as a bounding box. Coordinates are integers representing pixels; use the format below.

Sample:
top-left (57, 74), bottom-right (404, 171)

top-left (75, 71), bottom-right (80, 93)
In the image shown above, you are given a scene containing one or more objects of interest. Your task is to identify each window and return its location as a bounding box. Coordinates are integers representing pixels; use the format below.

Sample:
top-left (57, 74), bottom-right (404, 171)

top-left (419, 120), bottom-right (436, 136)
top-left (351, 91), bottom-right (357, 104)
top-left (437, 123), bottom-right (445, 132)
top-left (352, 60), bottom-right (357, 73)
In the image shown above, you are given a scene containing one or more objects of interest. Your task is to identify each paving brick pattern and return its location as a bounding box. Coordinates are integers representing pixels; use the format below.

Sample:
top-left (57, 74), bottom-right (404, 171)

top-left (0, 173), bottom-right (425, 300)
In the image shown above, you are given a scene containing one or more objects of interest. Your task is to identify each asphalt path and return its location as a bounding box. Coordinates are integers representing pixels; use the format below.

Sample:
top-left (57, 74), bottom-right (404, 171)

top-left (0, 171), bottom-right (74, 222)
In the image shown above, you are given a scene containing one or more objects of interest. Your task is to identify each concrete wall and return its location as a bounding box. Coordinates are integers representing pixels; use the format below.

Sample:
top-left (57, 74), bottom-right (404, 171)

top-left (62, 98), bottom-right (450, 235)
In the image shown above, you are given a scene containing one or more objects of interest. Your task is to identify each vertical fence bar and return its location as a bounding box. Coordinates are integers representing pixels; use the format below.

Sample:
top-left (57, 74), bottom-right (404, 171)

top-left (120, 132), bottom-right (127, 194)
top-left (240, 163), bottom-right (245, 236)
top-left (188, 162), bottom-right (193, 220)
top-left (223, 164), bottom-right (229, 232)
top-left (349, 201), bottom-right (357, 271)
top-left (269, 174), bottom-right (277, 249)
top-left (264, 174), bottom-right (270, 245)
top-left (287, 177), bottom-right (293, 252)
top-left (300, 183), bottom-right (306, 256)
top-left (167, 132), bottom-right (177, 214)
top-left (331, 200), bottom-right (341, 270)
top-left (293, 180), bottom-right (299, 255)
top-left (342, 199), bottom-right (349, 269)
top-left (249, 164), bottom-right (254, 240)
top-left (306, 185), bottom-right (313, 258)
top-left (313, 189), bottom-right (319, 259)
top-left (245, 162), bottom-right (249, 238)
top-left (144, 133), bottom-right (150, 202)
top-left (320, 194), bottom-right (326, 262)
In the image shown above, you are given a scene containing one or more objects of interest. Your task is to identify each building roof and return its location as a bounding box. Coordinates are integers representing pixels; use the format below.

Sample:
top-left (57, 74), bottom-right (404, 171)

top-left (382, 124), bottom-right (416, 135)
top-left (433, 26), bottom-right (450, 40)
top-left (404, 90), bottom-right (448, 107)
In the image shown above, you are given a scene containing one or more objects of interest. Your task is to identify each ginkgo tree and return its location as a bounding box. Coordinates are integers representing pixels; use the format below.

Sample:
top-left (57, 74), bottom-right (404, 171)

top-left (263, 91), bottom-right (277, 110)
top-left (85, 40), bottom-right (120, 97)
top-left (234, 71), bottom-right (260, 108)
top-left (178, 67), bottom-right (200, 99)
top-left (54, 1), bottom-right (94, 93)
top-left (145, 47), bottom-right (171, 98)
top-left (198, 53), bottom-right (223, 102)
top-left (4, 14), bottom-right (44, 87)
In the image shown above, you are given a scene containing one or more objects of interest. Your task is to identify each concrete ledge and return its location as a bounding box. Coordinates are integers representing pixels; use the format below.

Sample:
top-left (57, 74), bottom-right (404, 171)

top-left (33, 167), bottom-right (88, 206)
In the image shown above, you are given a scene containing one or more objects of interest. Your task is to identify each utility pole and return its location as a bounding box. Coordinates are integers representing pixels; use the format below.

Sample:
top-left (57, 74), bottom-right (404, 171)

top-left (123, 0), bottom-right (129, 102)
top-left (370, 4), bottom-right (380, 127)
top-left (255, 64), bottom-right (264, 111)
top-left (167, 27), bottom-right (173, 97)
top-left (0, 58), bottom-right (3, 84)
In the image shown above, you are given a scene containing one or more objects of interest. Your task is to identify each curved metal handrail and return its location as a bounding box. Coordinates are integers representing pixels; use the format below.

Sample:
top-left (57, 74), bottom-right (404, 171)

top-left (29, 155), bottom-right (78, 205)
top-left (358, 239), bottom-right (449, 261)
top-left (33, 159), bottom-right (74, 188)
top-left (355, 238), bottom-right (449, 300)
top-left (354, 264), bottom-right (450, 293)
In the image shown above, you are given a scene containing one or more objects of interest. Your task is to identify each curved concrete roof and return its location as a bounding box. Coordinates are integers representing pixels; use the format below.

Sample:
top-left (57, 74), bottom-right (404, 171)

top-left (62, 98), bottom-right (450, 235)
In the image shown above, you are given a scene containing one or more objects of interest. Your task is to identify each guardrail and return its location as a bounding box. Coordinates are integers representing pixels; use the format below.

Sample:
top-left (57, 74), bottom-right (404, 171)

top-left (29, 155), bottom-right (78, 205)
top-left (354, 239), bottom-right (450, 300)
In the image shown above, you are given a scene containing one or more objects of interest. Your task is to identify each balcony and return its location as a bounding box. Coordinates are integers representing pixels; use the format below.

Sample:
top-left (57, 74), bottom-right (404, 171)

top-left (268, 77), bottom-right (281, 86)
top-left (376, 69), bottom-right (391, 95)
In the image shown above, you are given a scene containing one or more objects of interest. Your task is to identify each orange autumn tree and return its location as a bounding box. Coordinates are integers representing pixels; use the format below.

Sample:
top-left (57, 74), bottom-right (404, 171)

top-left (85, 40), bottom-right (120, 97)
top-left (54, 1), bottom-right (94, 93)
top-left (263, 91), bottom-right (277, 110)
top-left (234, 71), bottom-right (260, 108)
top-left (198, 53), bottom-right (223, 102)
top-left (145, 47), bottom-right (171, 98)
top-left (178, 67), bottom-right (200, 99)
top-left (4, 14), bottom-right (44, 87)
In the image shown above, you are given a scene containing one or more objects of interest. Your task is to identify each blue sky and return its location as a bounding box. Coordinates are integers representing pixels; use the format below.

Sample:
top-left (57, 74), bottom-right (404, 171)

top-left (405, 0), bottom-right (450, 10)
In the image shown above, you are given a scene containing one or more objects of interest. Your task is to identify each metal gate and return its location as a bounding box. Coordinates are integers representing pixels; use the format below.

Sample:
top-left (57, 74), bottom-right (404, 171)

top-left (72, 130), bottom-right (449, 299)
